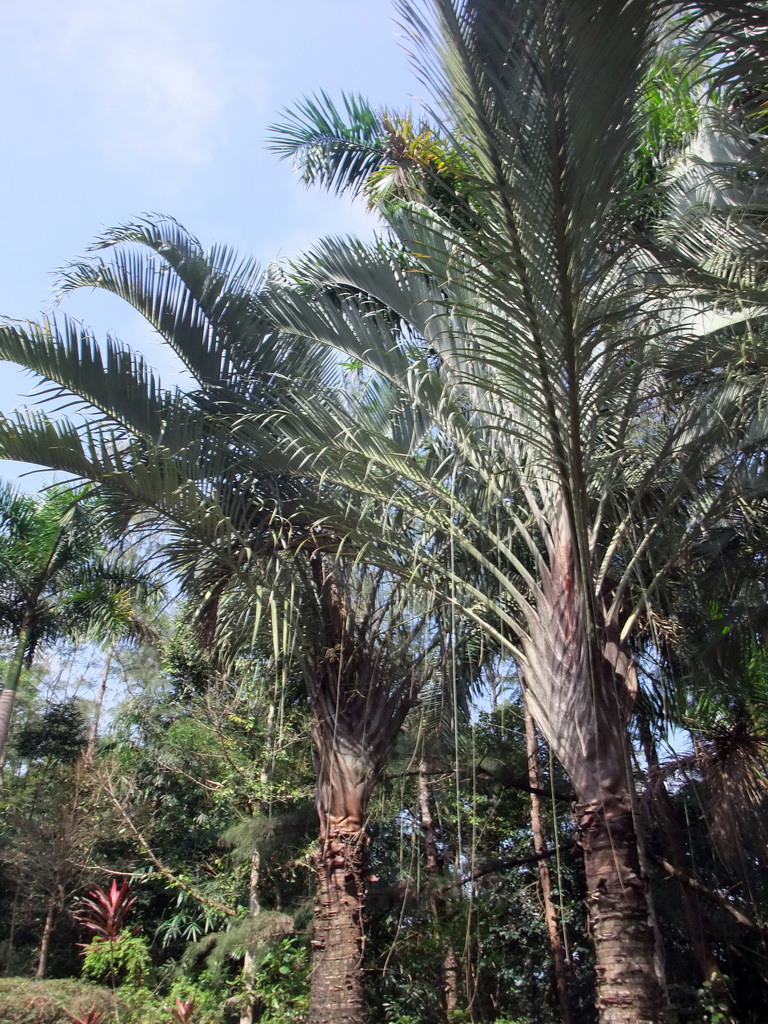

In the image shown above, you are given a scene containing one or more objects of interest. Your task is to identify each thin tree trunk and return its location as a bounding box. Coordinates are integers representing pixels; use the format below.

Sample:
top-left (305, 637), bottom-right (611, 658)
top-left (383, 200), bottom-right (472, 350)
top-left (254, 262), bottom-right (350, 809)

top-left (524, 706), bottom-right (572, 1024)
top-left (418, 756), bottom-right (459, 1015)
top-left (4, 884), bottom-right (20, 974)
top-left (36, 899), bottom-right (57, 980)
top-left (639, 721), bottom-right (730, 1009)
top-left (239, 848), bottom-right (261, 1024)
top-left (240, 700), bottom-right (274, 1024)
top-left (443, 947), bottom-right (459, 1014)
top-left (0, 620), bottom-right (32, 768)
top-left (85, 650), bottom-right (112, 762)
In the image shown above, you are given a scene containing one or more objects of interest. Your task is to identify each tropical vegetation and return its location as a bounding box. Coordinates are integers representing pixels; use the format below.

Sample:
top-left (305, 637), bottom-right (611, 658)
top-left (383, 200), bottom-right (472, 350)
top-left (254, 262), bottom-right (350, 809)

top-left (0, 2), bottom-right (767, 1024)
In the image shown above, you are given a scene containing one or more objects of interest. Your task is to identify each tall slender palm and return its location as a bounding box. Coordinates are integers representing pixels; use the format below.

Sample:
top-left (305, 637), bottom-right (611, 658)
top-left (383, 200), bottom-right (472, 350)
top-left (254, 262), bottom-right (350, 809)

top-left (0, 217), bottom-right (444, 1024)
top-left (0, 484), bottom-right (157, 761)
top-left (262, 3), bottom-right (768, 1021)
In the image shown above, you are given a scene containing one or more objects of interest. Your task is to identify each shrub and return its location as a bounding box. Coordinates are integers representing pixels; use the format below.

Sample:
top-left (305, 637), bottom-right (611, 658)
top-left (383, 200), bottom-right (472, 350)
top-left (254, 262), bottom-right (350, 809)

top-left (0, 978), bottom-right (121, 1024)
top-left (80, 933), bottom-right (152, 989)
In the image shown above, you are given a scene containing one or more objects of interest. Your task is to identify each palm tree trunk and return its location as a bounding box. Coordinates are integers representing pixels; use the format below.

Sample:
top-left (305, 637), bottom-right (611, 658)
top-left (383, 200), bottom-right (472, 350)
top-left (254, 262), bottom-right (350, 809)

top-left (523, 545), bottom-right (663, 1024)
top-left (571, 686), bottom-right (662, 1024)
top-left (304, 557), bottom-right (414, 1024)
top-left (308, 746), bottom-right (368, 1024)
top-left (0, 619), bottom-right (32, 767)
top-left (576, 793), bottom-right (661, 1024)
top-left (524, 707), bottom-right (572, 1024)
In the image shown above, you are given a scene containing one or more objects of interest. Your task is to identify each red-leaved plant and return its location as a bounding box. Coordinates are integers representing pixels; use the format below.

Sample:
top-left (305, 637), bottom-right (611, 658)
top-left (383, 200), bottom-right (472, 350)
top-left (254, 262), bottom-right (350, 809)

top-left (171, 997), bottom-right (197, 1023)
top-left (76, 880), bottom-right (136, 941)
top-left (65, 1004), bottom-right (105, 1024)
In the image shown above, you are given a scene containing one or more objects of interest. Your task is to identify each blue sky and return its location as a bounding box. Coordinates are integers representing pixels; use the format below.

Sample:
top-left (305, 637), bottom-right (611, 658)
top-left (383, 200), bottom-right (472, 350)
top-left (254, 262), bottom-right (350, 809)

top-left (0, 0), bottom-right (420, 486)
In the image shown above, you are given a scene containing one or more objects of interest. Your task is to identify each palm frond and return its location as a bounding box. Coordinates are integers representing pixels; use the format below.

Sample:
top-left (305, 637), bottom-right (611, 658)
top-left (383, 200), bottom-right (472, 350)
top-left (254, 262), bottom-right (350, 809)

top-left (268, 92), bottom-right (389, 197)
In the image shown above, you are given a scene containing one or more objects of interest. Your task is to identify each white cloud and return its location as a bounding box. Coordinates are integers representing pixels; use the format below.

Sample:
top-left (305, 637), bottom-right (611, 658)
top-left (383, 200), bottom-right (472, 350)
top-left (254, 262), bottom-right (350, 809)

top-left (1, 0), bottom-right (266, 169)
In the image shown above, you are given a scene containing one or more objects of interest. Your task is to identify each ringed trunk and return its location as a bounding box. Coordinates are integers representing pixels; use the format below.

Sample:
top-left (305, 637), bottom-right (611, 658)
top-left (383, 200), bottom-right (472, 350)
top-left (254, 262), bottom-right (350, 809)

top-left (576, 794), bottom-right (662, 1024)
top-left (308, 720), bottom-right (376, 1024)
top-left (309, 814), bottom-right (368, 1024)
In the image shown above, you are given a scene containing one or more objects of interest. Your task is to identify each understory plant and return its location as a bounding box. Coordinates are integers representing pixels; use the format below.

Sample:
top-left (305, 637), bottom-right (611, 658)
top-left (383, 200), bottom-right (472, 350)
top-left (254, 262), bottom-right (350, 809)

top-left (76, 882), bottom-right (147, 1023)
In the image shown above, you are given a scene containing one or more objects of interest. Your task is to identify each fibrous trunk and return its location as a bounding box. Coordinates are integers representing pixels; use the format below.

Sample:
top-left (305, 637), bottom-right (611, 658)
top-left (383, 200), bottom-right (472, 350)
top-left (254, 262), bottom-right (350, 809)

top-left (522, 526), bottom-right (663, 1024)
top-left (576, 795), bottom-right (662, 1024)
top-left (308, 815), bottom-right (367, 1024)
top-left (304, 556), bottom-right (413, 1024)
top-left (307, 689), bottom-right (376, 1024)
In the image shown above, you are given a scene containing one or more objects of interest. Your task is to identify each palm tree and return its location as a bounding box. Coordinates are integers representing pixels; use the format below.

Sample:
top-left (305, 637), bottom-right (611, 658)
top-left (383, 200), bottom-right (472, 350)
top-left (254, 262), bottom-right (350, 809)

top-left (261, 3), bottom-right (768, 1021)
top-left (0, 484), bottom-right (158, 762)
top-left (0, 217), bottom-right (448, 1024)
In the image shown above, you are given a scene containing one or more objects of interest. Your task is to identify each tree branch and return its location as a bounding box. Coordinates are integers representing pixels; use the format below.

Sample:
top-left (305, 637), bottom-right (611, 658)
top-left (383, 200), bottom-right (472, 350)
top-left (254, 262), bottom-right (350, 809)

top-left (101, 772), bottom-right (237, 918)
top-left (654, 855), bottom-right (768, 939)
top-left (438, 847), bottom-right (557, 893)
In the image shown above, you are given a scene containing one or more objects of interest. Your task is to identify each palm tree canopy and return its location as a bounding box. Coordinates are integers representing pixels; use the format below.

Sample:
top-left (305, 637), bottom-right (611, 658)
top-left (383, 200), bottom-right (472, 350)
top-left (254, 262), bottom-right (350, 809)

top-left (0, 483), bottom-right (159, 662)
top-left (258, 0), bottom-right (768, 797)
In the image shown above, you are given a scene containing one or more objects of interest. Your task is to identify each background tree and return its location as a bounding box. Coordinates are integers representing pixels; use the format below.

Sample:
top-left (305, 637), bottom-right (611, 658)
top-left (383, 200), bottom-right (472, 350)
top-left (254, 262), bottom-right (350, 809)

top-left (0, 484), bottom-right (158, 761)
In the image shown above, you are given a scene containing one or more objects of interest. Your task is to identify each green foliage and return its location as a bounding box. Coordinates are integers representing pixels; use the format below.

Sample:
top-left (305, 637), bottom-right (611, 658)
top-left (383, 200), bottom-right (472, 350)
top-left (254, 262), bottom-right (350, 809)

top-left (0, 484), bottom-right (159, 662)
top-left (13, 700), bottom-right (87, 765)
top-left (250, 938), bottom-right (310, 1024)
top-left (630, 45), bottom-right (701, 195)
top-left (2, 976), bottom-right (230, 1024)
top-left (80, 934), bottom-right (151, 989)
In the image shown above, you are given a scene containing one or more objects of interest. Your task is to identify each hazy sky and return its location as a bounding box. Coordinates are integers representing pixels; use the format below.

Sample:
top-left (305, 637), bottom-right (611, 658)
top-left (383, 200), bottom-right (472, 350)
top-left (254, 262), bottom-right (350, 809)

top-left (0, 0), bottom-right (420, 485)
